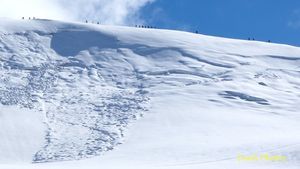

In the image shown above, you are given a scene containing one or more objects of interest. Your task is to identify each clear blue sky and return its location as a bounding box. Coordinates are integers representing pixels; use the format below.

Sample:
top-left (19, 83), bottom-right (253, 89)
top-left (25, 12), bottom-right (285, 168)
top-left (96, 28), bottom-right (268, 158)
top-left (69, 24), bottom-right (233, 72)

top-left (140, 0), bottom-right (300, 46)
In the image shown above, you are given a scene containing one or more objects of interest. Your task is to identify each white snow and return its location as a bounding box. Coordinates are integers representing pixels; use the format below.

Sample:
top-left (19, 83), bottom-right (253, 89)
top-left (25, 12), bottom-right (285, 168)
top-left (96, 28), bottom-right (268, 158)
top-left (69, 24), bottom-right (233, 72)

top-left (0, 106), bottom-right (45, 164)
top-left (0, 18), bottom-right (300, 169)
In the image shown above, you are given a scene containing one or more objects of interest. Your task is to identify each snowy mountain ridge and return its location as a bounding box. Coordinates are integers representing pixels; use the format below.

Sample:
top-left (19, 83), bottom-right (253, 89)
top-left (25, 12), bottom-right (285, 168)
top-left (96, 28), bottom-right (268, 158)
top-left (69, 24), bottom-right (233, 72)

top-left (0, 18), bottom-right (300, 169)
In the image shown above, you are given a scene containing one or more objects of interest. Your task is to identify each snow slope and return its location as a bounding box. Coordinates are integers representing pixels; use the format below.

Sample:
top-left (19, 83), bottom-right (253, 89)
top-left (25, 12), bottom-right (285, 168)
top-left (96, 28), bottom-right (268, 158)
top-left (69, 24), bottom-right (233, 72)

top-left (0, 18), bottom-right (300, 169)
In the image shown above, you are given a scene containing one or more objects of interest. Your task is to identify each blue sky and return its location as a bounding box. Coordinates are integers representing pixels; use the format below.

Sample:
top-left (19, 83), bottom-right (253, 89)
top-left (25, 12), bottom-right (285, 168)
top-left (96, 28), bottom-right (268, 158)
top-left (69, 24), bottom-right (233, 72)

top-left (140, 0), bottom-right (300, 46)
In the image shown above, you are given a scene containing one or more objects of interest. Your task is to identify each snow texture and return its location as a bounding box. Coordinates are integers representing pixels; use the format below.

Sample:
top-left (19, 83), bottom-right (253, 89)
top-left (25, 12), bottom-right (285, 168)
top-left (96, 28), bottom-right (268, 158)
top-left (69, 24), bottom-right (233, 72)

top-left (0, 18), bottom-right (300, 169)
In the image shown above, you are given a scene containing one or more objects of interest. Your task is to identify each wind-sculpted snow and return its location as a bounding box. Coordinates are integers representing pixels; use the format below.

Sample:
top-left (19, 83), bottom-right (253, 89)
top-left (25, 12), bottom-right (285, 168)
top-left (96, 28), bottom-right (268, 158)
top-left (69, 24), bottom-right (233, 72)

top-left (51, 31), bottom-right (118, 57)
top-left (0, 26), bottom-right (150, 162)
top-left (0, 19), bottom-right (300, 168)
top-left (0, 56), bottom-right (149, 162)
top-left (219, 91), bottom-right (270, 105)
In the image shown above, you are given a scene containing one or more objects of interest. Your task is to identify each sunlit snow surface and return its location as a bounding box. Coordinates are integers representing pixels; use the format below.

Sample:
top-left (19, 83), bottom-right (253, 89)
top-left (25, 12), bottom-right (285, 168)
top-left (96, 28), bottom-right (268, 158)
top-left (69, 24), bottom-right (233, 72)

top-left (0, 19), bottom-right (300, 169)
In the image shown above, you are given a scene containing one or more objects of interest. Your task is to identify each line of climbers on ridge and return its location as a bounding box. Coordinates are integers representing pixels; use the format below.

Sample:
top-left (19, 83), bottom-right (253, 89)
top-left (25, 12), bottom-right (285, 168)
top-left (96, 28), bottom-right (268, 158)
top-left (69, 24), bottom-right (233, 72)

top-left (85, 20), bottom-right (101, 24)
top-left (22, 17), bottom-right (37, 20)
top-left (247, 37), bottom-right (271, 43)
top-left (84, 19), bottom-right (158, 29)
top-left (195, 30), bottom-right (271, 43)
top-left (135, 25), bottom-right (157, 29)
top-left (21, 17), bottom-right (272, 43)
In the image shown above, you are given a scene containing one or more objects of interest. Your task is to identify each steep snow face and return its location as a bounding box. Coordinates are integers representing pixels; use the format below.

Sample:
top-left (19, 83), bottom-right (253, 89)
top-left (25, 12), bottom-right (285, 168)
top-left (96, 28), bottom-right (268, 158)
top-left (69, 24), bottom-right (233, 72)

top-left (0, 20), bottom-right (150, 163)
top-left (0, 19), bottom-right (300, 168)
